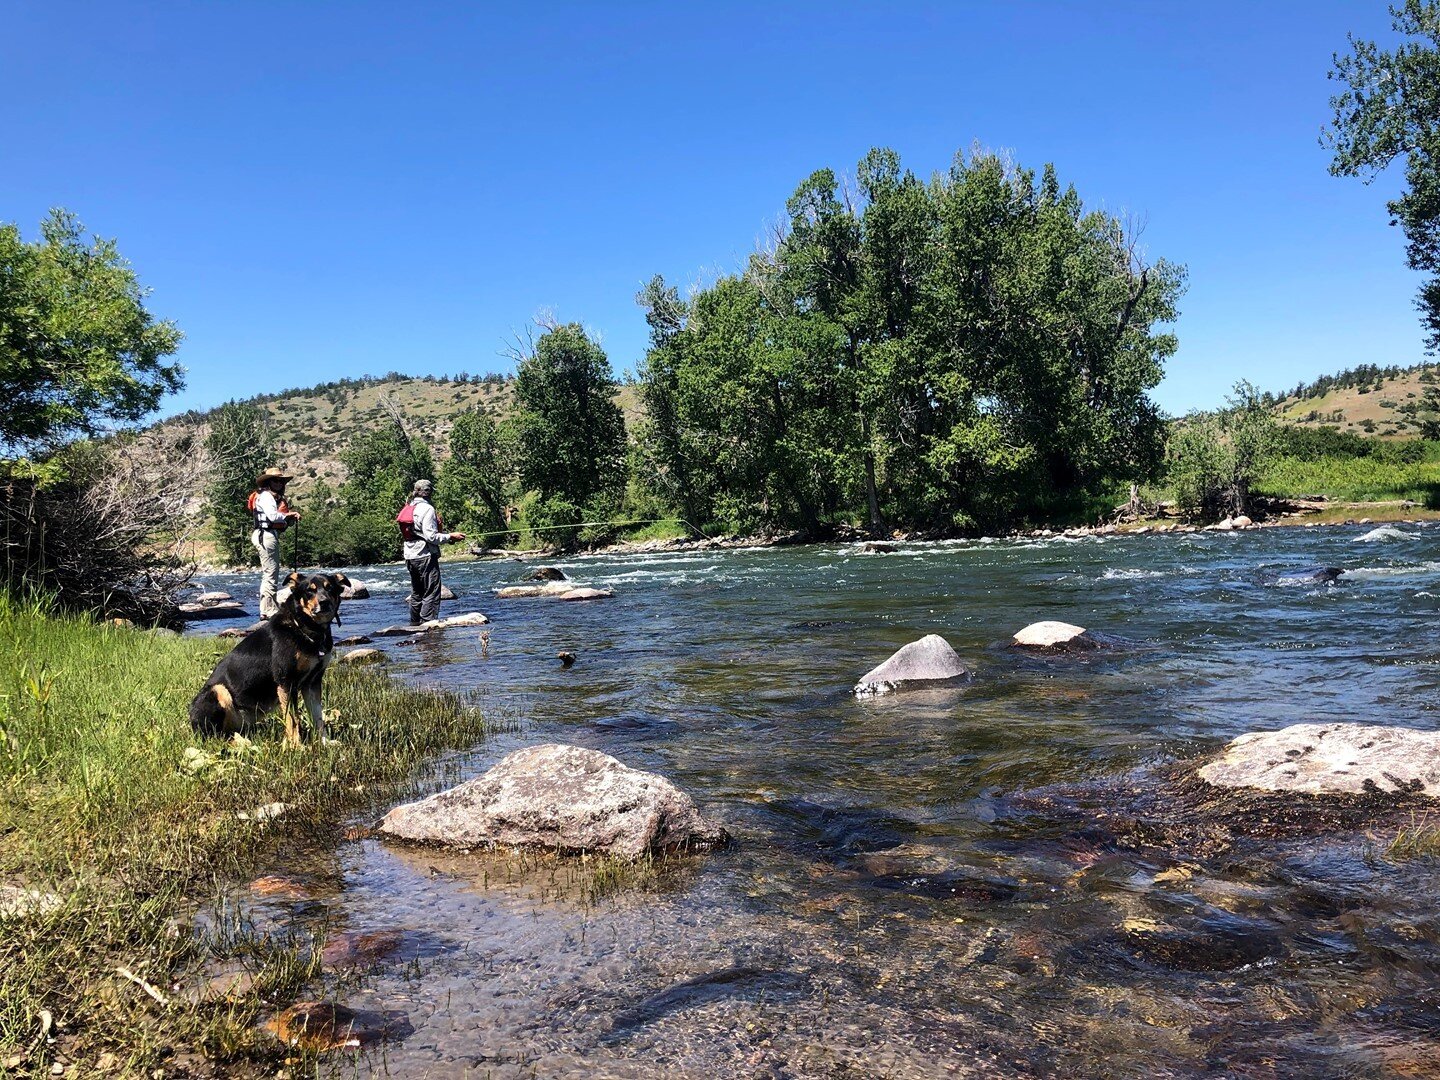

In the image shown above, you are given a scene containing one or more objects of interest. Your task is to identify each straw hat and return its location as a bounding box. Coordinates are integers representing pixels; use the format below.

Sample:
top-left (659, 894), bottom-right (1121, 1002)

top-left (256, 467), bottom-right (293, 488)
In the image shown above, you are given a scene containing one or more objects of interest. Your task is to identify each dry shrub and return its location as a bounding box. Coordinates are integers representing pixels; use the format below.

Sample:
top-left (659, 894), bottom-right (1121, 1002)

top-left (1, 425), bottom-right (208, 622)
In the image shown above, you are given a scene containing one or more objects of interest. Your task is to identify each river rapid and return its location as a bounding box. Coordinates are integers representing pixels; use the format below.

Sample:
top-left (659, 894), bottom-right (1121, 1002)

top-left (195, 523), bottom-right (1440, 1078)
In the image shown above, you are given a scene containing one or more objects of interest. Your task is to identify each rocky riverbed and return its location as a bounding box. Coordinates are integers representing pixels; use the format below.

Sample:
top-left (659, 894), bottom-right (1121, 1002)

top-left (190, 521), bottom-right (1440, 1076)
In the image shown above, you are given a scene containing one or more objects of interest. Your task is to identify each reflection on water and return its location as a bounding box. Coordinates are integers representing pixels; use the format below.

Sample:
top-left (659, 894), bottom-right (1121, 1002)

top-left (198, 523), bottom-right (1440, 1076)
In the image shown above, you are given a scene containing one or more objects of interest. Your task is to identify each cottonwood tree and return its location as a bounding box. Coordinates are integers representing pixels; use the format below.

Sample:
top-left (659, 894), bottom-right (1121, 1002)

top-left (511, 321), bottom-right (626, 510)
top-left (636, 146), bottom-right (1184, 534)
top-left (0, 210), bottom-right (183, 453)
top-left (1327, 1), bottom-right (1440, 347)
top-left (203, 402), bottom-right (273, 565)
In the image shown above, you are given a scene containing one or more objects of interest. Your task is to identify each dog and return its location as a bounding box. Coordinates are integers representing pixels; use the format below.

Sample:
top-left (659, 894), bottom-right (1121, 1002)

top-left (190, 571), bottom-right (350, 746)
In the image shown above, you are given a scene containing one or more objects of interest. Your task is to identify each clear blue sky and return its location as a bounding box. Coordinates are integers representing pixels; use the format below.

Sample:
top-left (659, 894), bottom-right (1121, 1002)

top-left (1, 1), bottom-right (1428, 418)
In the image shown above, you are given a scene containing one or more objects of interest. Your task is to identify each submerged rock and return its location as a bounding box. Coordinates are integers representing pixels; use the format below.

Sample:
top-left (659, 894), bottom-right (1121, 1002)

top-left (1011, 621), bottom-right (1098, 651)
top-left (1199, 723), bottom-right (1440, 796)
top-left (1356, 525), bottom-right (1411, 543)
top-left (379, 743), bottom-right (729, 859)
top-left (1268, 566), bottom-right (1344, 587)
top-left (335, 634), bottom-right (373, 646)
top-left (320, 929), bottom-right (404, 970)
top-left (340, 648), bottom-right (387, 665)
top-left (854, 634), bottom-right (968, 696)
top-left (1118, 913), bottom-right (1282, 971)
top-left (494, 582), bottom-right (572, 599)
top-left (271, 1002), bottom-right (368, 1050)
top-left (374, 625), bottom-right (423, 637)
top-left (557, 587), bottom-right (613, 601)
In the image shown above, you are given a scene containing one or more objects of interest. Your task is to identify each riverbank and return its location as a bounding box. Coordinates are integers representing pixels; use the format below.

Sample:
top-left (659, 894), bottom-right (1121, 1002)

top-left (0, 596), bottom-right (492, 1076)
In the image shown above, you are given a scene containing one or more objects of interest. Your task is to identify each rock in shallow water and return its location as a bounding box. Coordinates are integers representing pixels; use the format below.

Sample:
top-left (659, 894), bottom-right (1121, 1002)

top-left (854, 634), bottom-right (968, 696)
top-left (380, 743), bottom-right (729, 859)
top-left (1010, 621), bottom-right (1097, 651)
top-left (1199, 722), bottom-right (1440, 796)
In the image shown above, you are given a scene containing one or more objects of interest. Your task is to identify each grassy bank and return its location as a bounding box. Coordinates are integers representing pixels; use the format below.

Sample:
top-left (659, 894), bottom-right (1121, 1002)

top-left (1257, 453), bottom-right (1440, 505)
top-left (0, 596), bottom-right (492, 1076)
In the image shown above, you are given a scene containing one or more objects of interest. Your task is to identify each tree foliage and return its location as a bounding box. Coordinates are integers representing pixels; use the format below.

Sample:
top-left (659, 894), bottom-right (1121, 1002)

top-left (638, 147), bottom-right (1184, 533)
top-left (0, 210), bottom-right (183, 452)
top-left (1167, 381), bottom-right (1280, 521)
top-left (1327, 1), bottom-right (1440, 347)
top-left (203, 403), bottom-right (272, 565)
top-left (513, 323), bottom-right (625, 508)
top-left (435, 408), bottom-right (514, 539)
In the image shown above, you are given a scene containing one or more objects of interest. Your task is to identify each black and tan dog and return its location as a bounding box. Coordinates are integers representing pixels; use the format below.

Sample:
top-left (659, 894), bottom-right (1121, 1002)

top-left (190, 571), bottom-right (350, 746)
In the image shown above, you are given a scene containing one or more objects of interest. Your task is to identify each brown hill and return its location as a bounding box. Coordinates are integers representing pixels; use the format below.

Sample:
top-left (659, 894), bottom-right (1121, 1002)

top-left (1273, 363), bottom-right (1440, 438)
top-left (167, 374), bottom-right (643, 493)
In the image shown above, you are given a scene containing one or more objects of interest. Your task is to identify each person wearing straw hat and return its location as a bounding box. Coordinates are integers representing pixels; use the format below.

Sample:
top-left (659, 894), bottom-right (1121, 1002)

top-left (250, 467), bottom-right (301, 619)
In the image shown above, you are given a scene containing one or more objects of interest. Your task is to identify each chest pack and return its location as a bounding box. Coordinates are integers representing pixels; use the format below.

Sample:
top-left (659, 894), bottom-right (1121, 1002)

top-left (396, 499), bottom-right (442, 543)
top-left (248, 490), bottom-right (289, 533)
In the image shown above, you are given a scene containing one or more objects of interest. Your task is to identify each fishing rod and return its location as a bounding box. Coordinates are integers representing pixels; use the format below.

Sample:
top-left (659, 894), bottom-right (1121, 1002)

top-left (465, 516), bottom-right (712, 541)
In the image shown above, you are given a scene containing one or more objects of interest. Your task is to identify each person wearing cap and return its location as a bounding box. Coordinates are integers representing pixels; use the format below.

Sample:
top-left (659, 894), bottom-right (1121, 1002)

top-left (403, 479), bottom-right (465, 624)
top-left (251, 467), bottom-right (301, 619)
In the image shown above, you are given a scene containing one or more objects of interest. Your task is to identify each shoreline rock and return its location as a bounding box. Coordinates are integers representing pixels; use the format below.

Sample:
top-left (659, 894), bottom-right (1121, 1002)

top-left (380, 743), bottom-right (729, 859)
top-left (1199, 723), bottom-right (1440, 797)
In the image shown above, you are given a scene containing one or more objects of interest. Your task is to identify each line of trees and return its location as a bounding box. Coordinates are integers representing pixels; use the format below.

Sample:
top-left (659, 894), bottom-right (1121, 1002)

top-left (633, 149), bottom-right (1184, 534)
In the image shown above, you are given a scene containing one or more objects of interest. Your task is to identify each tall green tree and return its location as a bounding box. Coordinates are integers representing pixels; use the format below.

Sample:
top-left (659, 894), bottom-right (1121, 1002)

top-left (513, 323), bottom-right (625, 508)
top-left (637, 146), bottom-right (1184, 534)
top-left (337, 420), bottom-right (435, 564)
top-left (1327, 1), bottom-right (1440, 347)
top-left (203, 402), bottom-right (273, 564)
top-left (0, 210), bottom-right (183, 453)
top-left (435, 408), bottom-right (514, 538)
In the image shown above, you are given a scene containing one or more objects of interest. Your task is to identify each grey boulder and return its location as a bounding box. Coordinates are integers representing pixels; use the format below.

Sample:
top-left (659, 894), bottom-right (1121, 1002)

top-left (854, 634), bottom-right (968, 696)
top-left (380, 743), bottom-right (729, 859)
top-left (1199, 723), bottom-right (1440, 796)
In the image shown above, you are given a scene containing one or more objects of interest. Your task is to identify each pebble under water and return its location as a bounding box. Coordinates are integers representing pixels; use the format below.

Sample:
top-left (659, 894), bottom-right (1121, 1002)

top-left (195, 523), bottom-right (1440, 1077)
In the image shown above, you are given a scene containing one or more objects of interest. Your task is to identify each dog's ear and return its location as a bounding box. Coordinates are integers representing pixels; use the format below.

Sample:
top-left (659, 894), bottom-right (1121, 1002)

top-left (329, 572), bottom-right (351, 591)
top-left (284, 570), bottom-right (304, 593)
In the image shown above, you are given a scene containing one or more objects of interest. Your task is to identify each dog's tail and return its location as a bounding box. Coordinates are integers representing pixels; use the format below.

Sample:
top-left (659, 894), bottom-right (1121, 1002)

top-left (189, 687), bottom-right (229, 739)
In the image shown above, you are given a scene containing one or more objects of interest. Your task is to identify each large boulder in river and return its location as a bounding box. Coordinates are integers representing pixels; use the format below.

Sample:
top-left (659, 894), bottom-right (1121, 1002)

top-left (340, 580), bottom-right (370, 600)
top-left (854, 634), bottom-right (968, 696)
top-left (440, 584), bottom-right (456, 600)
top-left (379, 744), bottom-right (729, 859)
top-left (1011, 621), bottom-right (1098, 651)
top-left (1199, 723), bottom-right (1440, 796)
top-left (527, 566), bottom-right (568, 581)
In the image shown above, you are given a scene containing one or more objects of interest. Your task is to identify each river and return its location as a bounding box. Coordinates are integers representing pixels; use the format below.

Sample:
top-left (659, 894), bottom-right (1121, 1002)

top-left (194, 523), bottom-right (1440, 1077)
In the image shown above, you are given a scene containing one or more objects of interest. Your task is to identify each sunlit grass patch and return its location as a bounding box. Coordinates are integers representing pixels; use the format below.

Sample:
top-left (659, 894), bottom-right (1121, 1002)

top-left (0, 595), bottom-right (492, 1074)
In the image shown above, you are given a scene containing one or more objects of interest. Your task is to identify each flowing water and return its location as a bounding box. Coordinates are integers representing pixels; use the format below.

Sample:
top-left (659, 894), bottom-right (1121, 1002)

top-left (195, 523), bottom-right (1440, 1078)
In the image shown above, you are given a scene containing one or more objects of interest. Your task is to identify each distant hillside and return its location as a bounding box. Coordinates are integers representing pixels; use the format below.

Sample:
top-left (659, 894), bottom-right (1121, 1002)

top-left (1271, 362), bottom-right (1440, 438)
top-left (165, 373), bottom-right (642, 492)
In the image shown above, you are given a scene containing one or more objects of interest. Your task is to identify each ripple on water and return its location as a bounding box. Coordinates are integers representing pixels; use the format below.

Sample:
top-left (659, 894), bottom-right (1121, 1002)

top-left (198, 529), bottom-right (1440, 1075)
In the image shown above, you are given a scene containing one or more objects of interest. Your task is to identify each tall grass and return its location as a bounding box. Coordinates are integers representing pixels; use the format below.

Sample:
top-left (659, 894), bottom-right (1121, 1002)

top-left (1256, 454), bottom-right (1440, 504)
top-left (0, 595), bottom-right (492, 1075)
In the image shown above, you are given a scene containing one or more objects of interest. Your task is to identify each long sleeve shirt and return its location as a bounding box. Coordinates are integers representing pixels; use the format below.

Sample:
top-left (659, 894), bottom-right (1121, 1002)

top-left (403, 497), bottom-right (452, 560)
top-left (253, 490), bottom-right (288, 530)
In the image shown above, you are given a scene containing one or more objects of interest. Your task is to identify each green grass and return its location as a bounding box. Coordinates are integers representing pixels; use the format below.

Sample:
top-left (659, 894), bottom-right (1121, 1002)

top-left (1256, 454), bottom-right (1440, 504)
top-left (0, 594), bottom-right (494, 1076)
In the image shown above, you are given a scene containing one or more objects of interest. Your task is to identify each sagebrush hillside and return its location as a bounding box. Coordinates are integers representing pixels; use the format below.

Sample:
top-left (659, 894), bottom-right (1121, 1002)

top-left (1272, 362), bottom-right (1440, 437)
top-left (166, 373), bottom-right (642, 493)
